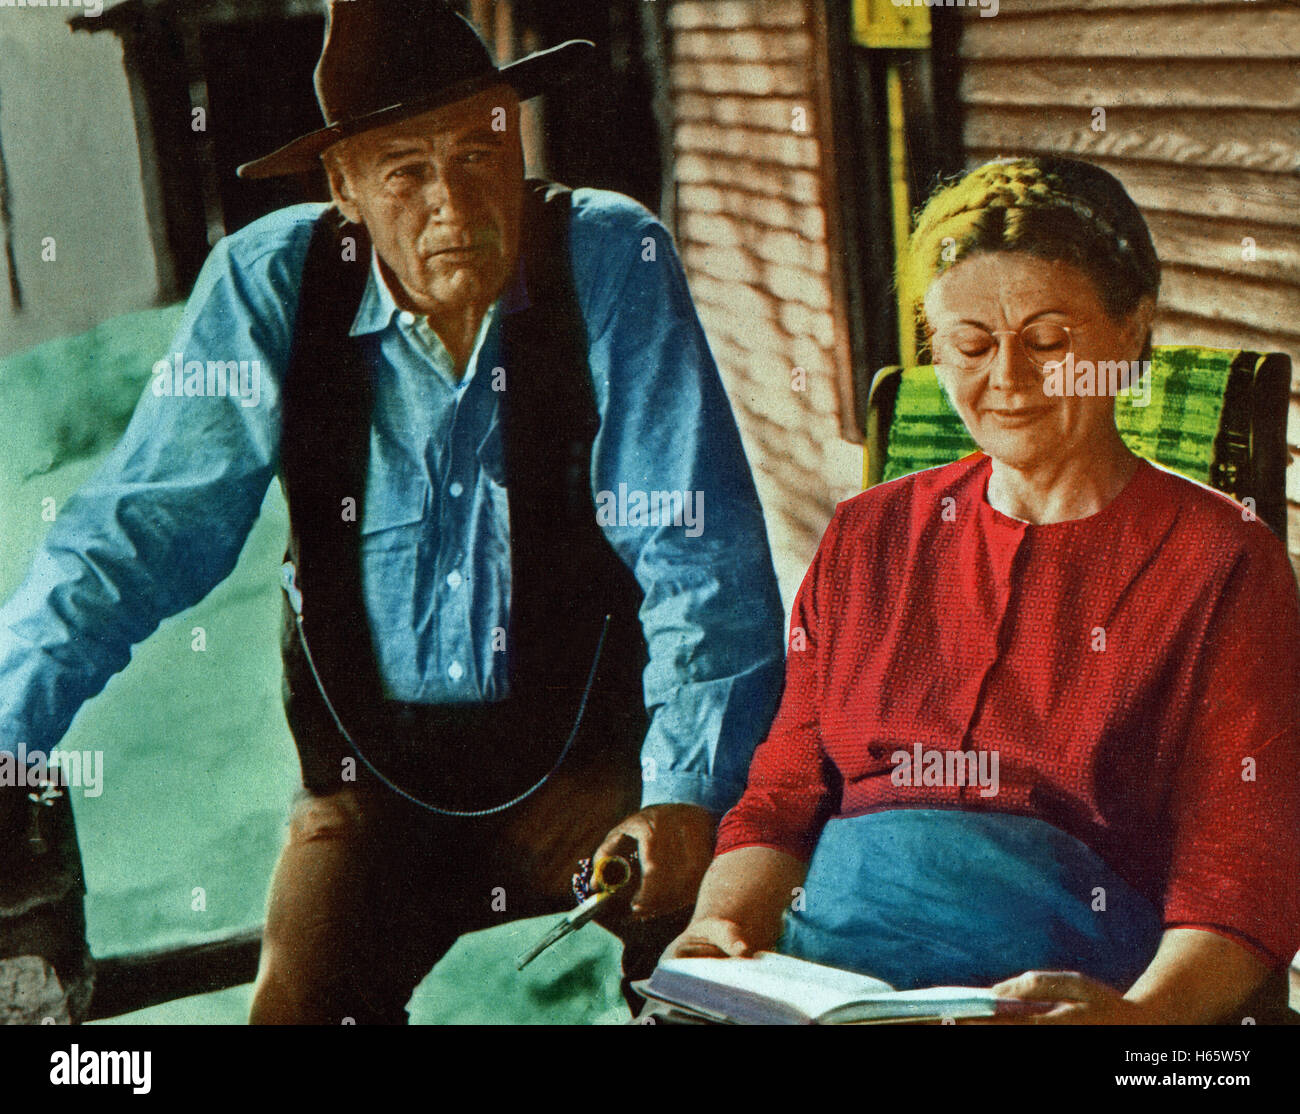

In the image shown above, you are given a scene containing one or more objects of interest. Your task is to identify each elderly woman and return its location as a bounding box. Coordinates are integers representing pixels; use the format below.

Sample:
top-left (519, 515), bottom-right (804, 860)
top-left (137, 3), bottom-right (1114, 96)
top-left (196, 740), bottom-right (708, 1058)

top-left (665, 156), bottom-right (1300, 1023)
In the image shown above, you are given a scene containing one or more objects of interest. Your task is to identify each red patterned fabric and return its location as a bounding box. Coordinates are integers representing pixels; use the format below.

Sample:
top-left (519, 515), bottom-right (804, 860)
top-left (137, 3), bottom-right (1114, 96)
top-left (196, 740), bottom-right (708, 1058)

top-left (717, 453), bottom-right (1300, 967)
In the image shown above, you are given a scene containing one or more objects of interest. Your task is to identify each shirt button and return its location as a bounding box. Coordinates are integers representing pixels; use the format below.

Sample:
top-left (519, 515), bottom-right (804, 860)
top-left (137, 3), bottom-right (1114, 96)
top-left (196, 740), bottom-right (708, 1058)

top-left (448, 482), bottom-right (464, 499)
top-left (447, 661), bottom-right (464, 682)
top-left (398, 311), bottom-right (416, 326)
top-left (446, 570), bottom-right (463, 589)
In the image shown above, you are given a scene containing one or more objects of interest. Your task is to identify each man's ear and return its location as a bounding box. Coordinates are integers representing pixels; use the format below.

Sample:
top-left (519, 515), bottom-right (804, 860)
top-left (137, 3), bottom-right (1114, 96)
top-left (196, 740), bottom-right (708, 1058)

top-left (324, 147), bottom-right (363, 225)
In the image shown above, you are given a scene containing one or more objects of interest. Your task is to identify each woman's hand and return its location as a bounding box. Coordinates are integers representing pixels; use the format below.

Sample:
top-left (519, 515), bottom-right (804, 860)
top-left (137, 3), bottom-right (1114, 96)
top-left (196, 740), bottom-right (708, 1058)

top-left (986, 970), bottom-right (1164, 1024)
top-left (654, 846), bottom-right (808, 967)
top-left (968, 929), bottom-right (1268, 1024)
top-left (662, 917), bottom-right (758, 961)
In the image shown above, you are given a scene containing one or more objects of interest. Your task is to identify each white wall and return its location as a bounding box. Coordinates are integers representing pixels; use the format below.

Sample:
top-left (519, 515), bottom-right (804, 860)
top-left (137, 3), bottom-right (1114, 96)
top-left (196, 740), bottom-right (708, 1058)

top-left (0, 1), bottom-right (159, 358)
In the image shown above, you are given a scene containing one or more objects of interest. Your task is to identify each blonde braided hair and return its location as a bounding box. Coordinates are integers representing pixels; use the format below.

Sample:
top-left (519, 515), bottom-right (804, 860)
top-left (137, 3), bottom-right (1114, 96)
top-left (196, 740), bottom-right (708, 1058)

top-left (902, 157), bottom-right (1161, 338)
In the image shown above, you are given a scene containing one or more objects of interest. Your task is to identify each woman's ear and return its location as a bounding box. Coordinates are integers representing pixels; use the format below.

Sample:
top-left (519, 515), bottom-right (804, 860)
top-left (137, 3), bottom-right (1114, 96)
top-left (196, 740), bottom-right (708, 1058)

top-left (1125, 295), bottom-right (1158, 354)
top-left (324, 147), bottom-right (363, 225)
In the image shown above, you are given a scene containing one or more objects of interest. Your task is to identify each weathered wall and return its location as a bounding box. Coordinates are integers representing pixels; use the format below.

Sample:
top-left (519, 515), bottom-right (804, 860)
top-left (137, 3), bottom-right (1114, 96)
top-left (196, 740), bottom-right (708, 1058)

top-left (666, 0), bottom-right (862, 611)
top-left (664, 0), bottom-right (1300, 597)
top-left (0, 2), bottom-right (158, 358)
top-left (957, 0), bottom-right (1300, 568)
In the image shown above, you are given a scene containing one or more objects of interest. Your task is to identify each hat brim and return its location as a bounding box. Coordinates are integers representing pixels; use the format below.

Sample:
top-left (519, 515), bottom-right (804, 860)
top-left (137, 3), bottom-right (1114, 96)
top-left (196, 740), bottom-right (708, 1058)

top-left (237, 39), bottom-right (594, 180)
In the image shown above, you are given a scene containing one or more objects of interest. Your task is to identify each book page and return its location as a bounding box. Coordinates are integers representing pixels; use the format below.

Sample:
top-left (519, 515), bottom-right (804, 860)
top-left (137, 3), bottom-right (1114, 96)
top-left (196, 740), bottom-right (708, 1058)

top-left (657, 952), bottom-right (894, 1018)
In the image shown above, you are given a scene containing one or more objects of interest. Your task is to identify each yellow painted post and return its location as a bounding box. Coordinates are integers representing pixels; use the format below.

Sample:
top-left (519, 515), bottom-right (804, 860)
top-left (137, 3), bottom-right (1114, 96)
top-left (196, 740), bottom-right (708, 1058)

top-left (852, 0), bottom-right (931, 50)
top-left (885, 64), bottom-right (916, 369)
top-left (853, 0), bottom-right (931, 486)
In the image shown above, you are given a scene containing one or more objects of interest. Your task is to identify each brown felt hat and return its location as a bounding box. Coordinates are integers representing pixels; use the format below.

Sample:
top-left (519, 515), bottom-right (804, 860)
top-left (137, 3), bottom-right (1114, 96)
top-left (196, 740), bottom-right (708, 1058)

top-left (237, 0), bottom-right (592, 180)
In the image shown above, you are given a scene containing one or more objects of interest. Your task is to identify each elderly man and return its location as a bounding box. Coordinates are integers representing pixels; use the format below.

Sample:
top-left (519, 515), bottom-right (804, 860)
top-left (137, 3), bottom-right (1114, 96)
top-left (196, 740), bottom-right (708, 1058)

top-left (0, 0), bottom-right (784, 1023)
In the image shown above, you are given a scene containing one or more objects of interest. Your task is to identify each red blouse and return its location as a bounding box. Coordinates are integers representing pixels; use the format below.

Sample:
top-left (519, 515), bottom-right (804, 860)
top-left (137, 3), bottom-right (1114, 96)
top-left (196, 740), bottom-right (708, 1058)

top-left (716, 454), bottom-right (1300, 967)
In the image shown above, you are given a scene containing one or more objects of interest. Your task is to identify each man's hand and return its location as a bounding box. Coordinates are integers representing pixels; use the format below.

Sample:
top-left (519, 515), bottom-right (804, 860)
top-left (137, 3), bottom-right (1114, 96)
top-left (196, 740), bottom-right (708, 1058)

top-left (981, 970), bottom-right (1162, 1024)
top-left (593, 803), bottom-right (717, 920)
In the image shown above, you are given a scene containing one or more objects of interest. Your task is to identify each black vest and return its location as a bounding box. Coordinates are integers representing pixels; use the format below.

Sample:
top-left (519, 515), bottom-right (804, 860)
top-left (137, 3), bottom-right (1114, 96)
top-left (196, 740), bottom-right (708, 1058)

top-left (277, 181), bottom-right (647, 805)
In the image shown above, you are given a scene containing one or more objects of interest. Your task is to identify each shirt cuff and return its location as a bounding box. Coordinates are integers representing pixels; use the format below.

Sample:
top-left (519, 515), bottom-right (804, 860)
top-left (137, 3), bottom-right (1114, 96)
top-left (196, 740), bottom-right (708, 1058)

top-left (638, 770), bottom-right (746, 816)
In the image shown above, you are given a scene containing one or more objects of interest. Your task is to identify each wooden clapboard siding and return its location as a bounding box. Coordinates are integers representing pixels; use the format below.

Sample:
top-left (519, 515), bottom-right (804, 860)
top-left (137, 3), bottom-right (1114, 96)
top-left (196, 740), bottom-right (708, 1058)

top-left (1151, 313), bottom-right (1299, 365)
top-left (963, 60), bottom-right (1300, 111)
top-left (1011, 158), bottom-right (1300, 229)
top-left (996, 0), bottom-right (1300, 8)
top-left (962, 7), bottom-right (1300, 59)
top-left (956, 0), bottom-right (1300, 562)
top-left (1144, 211), bottom-right (1300, 287)
top-left (1159, 267), bottom-right (1298, 339)
top-left (965, 107), bottom-right (1296, 173)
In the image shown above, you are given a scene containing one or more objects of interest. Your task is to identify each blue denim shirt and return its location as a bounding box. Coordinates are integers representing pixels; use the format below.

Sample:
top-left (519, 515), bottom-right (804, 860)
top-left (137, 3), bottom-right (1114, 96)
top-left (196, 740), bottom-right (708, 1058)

top-left (0, 189), bottom-right (785, 813)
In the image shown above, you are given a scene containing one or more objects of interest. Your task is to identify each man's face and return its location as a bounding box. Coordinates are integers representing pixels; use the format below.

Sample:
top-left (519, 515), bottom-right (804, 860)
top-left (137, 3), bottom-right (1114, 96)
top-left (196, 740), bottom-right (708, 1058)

top-left (325, 86), bottom-right (525, 322)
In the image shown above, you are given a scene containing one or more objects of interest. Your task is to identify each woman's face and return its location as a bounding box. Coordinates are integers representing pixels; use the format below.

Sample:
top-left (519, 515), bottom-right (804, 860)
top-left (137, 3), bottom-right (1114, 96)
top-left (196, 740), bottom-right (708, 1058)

top-left (923, 252), bottom-right (1150, 473)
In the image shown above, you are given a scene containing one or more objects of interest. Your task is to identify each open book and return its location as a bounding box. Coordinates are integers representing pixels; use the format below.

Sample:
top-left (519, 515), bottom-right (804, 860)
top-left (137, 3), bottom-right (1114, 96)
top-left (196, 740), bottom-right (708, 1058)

top-left (634, 952), bottom-right (1050, 1025)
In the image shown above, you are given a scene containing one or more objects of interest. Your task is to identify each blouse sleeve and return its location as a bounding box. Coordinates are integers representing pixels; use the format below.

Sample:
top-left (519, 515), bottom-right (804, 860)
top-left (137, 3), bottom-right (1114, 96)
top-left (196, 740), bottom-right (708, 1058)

top-left (713, 509), bottom-right (843, 861)
top-left (1161, 528), bottom-right (1300, 968)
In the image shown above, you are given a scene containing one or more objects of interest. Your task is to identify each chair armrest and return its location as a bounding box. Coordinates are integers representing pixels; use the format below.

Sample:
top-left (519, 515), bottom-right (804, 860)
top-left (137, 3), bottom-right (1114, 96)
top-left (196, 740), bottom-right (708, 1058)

top-left (865, 365), bottom-right (903, 488)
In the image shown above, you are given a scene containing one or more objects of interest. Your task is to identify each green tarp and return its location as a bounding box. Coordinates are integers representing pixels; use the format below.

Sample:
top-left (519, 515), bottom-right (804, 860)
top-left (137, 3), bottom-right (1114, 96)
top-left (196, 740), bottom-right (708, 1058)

top-left (0, 308), bottom-right (627, 1024)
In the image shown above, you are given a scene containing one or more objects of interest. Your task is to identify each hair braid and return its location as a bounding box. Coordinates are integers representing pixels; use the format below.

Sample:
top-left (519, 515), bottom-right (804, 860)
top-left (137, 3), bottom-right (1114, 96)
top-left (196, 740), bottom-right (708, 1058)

top-left (901, 157), bottom-right (1160, 333)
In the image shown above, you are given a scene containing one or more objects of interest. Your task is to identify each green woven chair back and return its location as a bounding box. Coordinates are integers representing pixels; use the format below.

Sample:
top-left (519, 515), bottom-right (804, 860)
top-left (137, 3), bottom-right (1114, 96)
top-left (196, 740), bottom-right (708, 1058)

top-left (881, 346), bottom-right (1235, 485)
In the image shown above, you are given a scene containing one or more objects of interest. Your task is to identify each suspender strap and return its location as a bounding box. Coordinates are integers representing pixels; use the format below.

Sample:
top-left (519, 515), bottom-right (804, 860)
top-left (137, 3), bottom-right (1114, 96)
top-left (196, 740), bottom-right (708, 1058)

top-left (278, 183), bottom-right (646, 801)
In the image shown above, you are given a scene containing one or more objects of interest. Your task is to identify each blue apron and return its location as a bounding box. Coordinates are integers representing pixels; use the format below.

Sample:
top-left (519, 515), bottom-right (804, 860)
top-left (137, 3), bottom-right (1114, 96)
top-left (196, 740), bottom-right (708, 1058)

top-left (778, 809), bottom-right (1163, 991)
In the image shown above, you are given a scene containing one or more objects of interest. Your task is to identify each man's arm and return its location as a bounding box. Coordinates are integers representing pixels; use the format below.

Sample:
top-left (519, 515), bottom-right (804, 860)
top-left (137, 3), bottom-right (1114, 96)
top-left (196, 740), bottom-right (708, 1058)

top-left (0, 208), bottom-right (313, 759)
top-left (664, 534), bottom-right (836, 943)
top-left (571, 190), bottom-right (786, 913)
